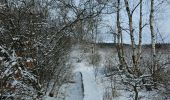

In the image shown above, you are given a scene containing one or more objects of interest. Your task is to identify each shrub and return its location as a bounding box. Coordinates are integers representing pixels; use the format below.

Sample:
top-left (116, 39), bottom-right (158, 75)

top-left (88, 52), bottom-right (101, 66)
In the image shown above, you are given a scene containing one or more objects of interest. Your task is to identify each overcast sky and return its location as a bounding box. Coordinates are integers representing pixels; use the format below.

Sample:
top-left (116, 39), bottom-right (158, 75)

top-left (97, 1), bottom-right (170, 44)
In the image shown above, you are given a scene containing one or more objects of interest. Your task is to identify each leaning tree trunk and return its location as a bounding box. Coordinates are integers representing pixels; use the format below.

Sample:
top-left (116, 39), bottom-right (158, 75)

top-left (124, 0), bottom-right (137, 75)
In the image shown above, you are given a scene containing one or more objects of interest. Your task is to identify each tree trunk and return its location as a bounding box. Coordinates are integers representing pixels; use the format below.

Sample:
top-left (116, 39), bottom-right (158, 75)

top-left (150, 0), bottom-right (156, 71)
top-left (150, 0), bottom-right (157, 88)
top-left (116, 0), bottom-right (124, 70)
top-left (124, 0), bottom-right (137, 74)
top-left (133, 85), bottom-right (138, 100)
top-left (137, 0), bottom-right (143, 65)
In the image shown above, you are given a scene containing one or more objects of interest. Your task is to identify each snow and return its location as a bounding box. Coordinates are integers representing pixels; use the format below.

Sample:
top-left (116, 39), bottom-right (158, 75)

top-left (74, 63), bottom-right (103, 100)
top-left (44, 96), bottom-right (56, 100)
top-left (62, 45), bottom-right (104, 100)
top-left (12, 38), bottom-right (19, 40)
top-left (12, 61), bottom-right (17, 66)
top-left (26, 58), bottom-right (33, 62)
top-left (65, 72), bottom-right (84, 100)
top-left (68, 45), bottom-right (158, 100)
top-left (70, 47), bottom-right (104, 100)
top-left (0, 4), bottom-right (5, 8)
top-left (44, 44), bottom-right (169, 100)
top-left (44, 72), bottom-right (84, 100)
top-left (12, 80), bottom-right (18, 86)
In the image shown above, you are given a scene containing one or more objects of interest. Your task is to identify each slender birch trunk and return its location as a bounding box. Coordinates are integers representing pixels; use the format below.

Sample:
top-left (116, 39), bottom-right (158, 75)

top-left (124, 0), bottom-right (137, 74)
top-left (150, 0), bottom-right (157, 88)
top-left (116, 0), bottom-right (121, 62)
top-left (150, 0), bottom-right (156, 70)
top-left (116, 0), bottom-right (123, 70)
top-left (137, 0), bottom-right (143, 73)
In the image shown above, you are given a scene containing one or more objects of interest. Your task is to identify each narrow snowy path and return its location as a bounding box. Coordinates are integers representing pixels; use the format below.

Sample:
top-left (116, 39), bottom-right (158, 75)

top-left (74, 63), bottom-right (103, 100)
top-left (65, 72), bottom-right (84, 100)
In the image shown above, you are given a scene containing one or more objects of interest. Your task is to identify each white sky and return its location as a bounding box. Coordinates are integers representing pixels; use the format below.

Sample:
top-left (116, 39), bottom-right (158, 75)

top-left (98, 0), bottom-right (170, 44)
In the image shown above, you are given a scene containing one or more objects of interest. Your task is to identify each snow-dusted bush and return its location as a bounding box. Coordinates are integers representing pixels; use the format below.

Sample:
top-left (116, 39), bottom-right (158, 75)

top-left (103, 87), bottom-right (119, 100)
top-left (104, 55), bottom-right (119, 76)
top-left (88, 52), bottom-right (101, 66)
top-left (0, 46), bottom-right (39, 99)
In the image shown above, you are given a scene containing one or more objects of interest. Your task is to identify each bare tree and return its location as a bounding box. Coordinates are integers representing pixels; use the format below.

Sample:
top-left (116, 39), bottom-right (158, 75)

top-left (115, 0), bottom-right (145, 99)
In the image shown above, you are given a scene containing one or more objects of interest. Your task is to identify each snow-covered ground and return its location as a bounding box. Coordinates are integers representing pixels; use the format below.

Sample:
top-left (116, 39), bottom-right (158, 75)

top-left (70, 45), bottom-right (104, 100)
top-left (45, 45), bottom-right (104, 100)
top-left (65, 72), bottom-right (84, 100)
top-left (44, 72), bottom-right (84, 100)
top-left (45, 44), bottom-right (170, 100)
top-left (74, 63), bottom-right (103, 100)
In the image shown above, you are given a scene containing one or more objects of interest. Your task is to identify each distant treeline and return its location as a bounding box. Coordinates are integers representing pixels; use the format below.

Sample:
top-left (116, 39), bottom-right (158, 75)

top-left (143, 43), bottom-right (170, 49)
top-left (96, 42), bottom-right (170, 49)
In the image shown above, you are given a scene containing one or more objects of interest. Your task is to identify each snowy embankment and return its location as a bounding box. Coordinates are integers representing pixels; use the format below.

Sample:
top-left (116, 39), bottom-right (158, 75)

top-left (65, 72), bottom-right (84, 100)
top-left (44, 72), bottom-right (84, 100)
top-left (68, 45), bottom-right (103, 100)
top-left (74, 63), bottom-right (103, 100)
